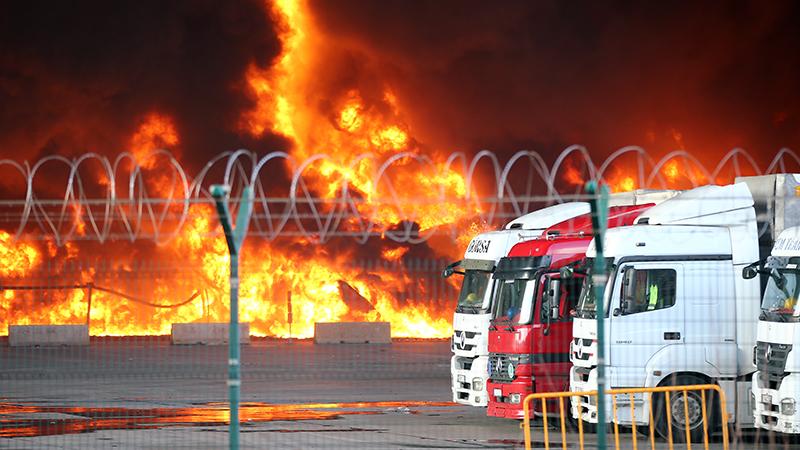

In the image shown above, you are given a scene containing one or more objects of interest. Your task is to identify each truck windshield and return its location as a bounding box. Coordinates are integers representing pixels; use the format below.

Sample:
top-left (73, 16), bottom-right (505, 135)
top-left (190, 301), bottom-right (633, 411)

top-left (576, 257), bottom-right (615, 319)
top-left (492, 278), bottom-right (536, 325)
top-left (456, 269), bottom-right (492, 313)
top-left (761, 266), bottom-right (800, 322)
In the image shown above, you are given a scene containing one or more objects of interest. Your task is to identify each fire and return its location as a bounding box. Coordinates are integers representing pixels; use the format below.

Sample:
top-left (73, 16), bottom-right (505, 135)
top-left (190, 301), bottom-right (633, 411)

top-left (0, 0), bottom-right (478, 339)
top-left (381, 247), bottom-right (409, 261)
top-left (130, 113), bottom-right (179, 168)
top-left (605, 171), bottom-right (637, 193)
top-left (662, 160), bottom-right (680, 182)
top-left (0, 232), bottom-right (40, 278)
top-left (240, 0), bottom-right (478, 233)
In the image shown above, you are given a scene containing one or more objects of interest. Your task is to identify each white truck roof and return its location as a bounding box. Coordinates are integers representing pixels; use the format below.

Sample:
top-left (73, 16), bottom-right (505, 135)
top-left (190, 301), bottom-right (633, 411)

top-left (771, 226), bottom-right (800, 257)
top-left (635, 183), bottom-right (754, 226)
top-left (463, 202), bottom-right (592, 263)
top-left (609, 189), bottom-right (682, 206)
top-left (588, 225), bottom-right (733, 259)
top-left (504, 202), bottom-right (590, 230)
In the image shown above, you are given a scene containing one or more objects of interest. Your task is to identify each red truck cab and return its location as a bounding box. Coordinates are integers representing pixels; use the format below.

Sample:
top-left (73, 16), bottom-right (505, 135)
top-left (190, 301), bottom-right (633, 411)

top-left (486, 205), bottom-right (654, 419)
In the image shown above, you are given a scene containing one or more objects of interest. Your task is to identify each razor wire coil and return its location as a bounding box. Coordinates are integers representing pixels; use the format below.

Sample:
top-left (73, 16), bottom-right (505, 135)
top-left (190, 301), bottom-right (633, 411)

top-left (0, 146), bottom-right (797, 245)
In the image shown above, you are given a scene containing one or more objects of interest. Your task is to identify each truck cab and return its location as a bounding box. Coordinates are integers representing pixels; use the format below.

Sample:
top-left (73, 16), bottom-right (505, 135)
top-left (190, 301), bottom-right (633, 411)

top-left (448, 202), bottom-right (591, 406)
top-left (751, 227), bottom-right (800, 433)
top-left (747, 174), bottom-right (800, 433)
top-left (485, 204), bottom-right (657, 419)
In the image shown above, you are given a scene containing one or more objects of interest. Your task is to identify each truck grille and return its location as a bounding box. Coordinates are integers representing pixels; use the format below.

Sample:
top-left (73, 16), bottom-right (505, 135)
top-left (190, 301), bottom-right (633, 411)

top-left (453, 330), bottom-right (478, 351)
top-left (756, 341), bottom-right (791, 390)
top-left (488, 354), bottom-right (514, 382)
top-left (574, 366), bottom-right (592, 383)
top-left (453, 356), bottom-right (473, 371)
top-left (573, 337), bottom-right (592, 346)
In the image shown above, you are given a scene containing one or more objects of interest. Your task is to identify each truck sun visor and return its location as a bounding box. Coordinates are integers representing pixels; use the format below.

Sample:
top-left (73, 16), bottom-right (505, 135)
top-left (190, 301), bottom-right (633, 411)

top-left (493, 256), bottom-right (552, 280)
top-left (462, 259), bottom-right (496, 272)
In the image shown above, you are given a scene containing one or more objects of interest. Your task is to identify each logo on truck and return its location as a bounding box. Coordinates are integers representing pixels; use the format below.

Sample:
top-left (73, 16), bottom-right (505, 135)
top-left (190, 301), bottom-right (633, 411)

top-left (459, 331), bottom-right (467, 349)
top-left (467, 239), bottom-right (491, 254)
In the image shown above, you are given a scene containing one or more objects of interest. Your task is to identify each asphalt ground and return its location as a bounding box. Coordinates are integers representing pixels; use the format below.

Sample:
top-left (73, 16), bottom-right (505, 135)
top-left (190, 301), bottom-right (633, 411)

top-left (0, 338), bottom-right (797, 449)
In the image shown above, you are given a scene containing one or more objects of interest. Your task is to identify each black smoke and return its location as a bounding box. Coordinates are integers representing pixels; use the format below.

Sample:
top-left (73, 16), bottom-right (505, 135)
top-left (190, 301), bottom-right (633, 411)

top-left (309, 0), bottom-right (800, 159)
top-left (0, 0), bottom-right (284, 168)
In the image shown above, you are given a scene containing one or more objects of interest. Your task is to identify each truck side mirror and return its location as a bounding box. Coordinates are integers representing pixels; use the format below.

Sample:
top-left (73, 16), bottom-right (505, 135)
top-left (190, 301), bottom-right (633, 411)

top-left (742, 264), bottom-right (758, 280)
top-left (560, 266), bottom-right (574, 279)
top-left (442, 260), bottom-right (463, 278)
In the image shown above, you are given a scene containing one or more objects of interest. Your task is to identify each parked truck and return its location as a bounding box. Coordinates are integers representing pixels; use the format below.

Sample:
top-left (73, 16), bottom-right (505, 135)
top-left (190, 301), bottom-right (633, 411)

top-left (569, 175), bottom-right (800, 440)
top-left (744, 175), bottom-right (800, 433)
top-left (485, 190), bottom-right (677, 419)
top-left (445, 202), bottom-right (591, 406)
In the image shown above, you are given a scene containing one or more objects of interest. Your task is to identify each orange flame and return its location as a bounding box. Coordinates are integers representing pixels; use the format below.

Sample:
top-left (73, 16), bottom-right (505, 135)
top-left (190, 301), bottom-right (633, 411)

top-left (381, 247), bottom-right (409, 262)
top-left (240, 0), bottom-right (477, 233)
top-left (0, 232), bottom-right (40, 278)
top-left (2, 0), bottom-right (479, 339)
top-left (130, 113), bottom-right (179, 168)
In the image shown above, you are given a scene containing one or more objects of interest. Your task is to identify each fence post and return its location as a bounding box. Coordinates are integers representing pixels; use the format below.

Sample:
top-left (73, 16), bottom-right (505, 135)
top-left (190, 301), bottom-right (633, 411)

top-left (586, 181), bottom-right (609, 450)
top-left (211, 184), bottom-right (254, 450)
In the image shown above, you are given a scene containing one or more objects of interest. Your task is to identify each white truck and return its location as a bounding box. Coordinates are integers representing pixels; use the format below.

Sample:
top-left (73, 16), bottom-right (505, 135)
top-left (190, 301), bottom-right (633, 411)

top-left (569, 175), bottom-right (800, 440)
top-left (746, 176), bottom-right (800, 433)
top-left (446, 202), bottom-right (590, 406)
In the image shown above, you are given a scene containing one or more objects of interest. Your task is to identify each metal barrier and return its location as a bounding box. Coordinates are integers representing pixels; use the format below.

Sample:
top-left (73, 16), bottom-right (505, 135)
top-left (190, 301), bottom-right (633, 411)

top-left (522, 384), bottom-right (730, 450)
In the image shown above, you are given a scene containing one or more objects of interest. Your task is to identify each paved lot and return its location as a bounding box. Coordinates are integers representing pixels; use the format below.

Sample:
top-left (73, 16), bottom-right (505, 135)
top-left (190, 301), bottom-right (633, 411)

top-left (0, 338), bottom-right (797, 449)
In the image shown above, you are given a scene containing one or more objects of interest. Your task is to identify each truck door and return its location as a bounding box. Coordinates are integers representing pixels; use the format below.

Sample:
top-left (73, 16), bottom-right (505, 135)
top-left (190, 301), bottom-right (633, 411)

top-left (535, 274), bottom-right (583, 392)
top-left (608, 262), bottom-right (684, 388)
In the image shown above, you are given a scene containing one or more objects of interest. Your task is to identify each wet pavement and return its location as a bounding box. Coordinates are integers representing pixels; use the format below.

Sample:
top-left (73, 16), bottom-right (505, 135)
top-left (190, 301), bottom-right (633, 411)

top-left (1, 339), bottom-right (799, 449)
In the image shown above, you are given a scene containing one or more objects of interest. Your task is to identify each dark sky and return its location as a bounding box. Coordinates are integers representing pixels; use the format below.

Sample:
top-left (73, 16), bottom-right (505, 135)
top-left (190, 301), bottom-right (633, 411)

top-left (1, 0), bottom-right (798, 169)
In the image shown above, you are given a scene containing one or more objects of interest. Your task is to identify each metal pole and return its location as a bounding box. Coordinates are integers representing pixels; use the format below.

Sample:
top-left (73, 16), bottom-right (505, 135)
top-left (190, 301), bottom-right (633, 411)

top-left (586, 181), bottom-right (609, 450)
top-left (211, 184), bottom-right (253, 450)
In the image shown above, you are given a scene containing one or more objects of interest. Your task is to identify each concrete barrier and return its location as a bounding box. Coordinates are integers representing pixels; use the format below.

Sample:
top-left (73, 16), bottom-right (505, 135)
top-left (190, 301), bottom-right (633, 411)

top-left (9, 324), bottom-right (90, 347)
top-left (171, 323), bottom-right (250, 345)
top-left (314, 322), bottom-right (391, 344)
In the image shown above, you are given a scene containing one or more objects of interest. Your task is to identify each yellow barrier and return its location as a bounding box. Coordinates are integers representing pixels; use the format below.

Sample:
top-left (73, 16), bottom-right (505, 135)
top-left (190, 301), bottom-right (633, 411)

top-left (522, 384), bottom-right (729, 450)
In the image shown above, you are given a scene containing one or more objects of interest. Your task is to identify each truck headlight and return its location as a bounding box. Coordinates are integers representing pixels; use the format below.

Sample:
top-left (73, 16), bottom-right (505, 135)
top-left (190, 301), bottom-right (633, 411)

top-left (472, 378), bottom-right (483, 391)
top-left (507, 362), bottom-right (515, 379)
top-left (782, 398), bottom-right (796, 416)
top-left (509, 393), bottom-right (521, 404)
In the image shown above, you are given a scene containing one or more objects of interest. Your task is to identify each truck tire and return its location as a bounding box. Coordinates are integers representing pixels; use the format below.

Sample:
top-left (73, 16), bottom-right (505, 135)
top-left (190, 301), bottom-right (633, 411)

top-left (653, 374), bottom-right (717, 443)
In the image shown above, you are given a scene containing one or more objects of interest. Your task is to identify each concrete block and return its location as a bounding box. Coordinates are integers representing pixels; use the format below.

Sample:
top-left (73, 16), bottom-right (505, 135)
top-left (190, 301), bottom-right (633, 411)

top-left (9, 324), bottom-right (90, 347)
top-left (172, 323), bottom-right (250, 345)
top-left (171, 322), bottom-right (250, 345)
top-left (314, 321), bottom-right (391, 344)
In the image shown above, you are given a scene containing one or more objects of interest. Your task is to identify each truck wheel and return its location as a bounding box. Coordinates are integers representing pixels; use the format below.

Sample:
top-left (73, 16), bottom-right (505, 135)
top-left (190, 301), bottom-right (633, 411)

top-left (653, 375), bottom-right (717, 443)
